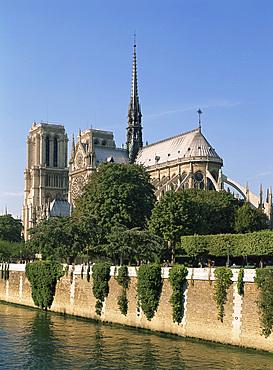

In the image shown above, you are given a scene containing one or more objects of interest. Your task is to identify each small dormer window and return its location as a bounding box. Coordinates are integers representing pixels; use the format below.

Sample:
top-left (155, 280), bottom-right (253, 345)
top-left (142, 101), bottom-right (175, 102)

top-left (101, 140), bottom-right (107, 146)
top-left (94, 139), bottom-right (99, 145)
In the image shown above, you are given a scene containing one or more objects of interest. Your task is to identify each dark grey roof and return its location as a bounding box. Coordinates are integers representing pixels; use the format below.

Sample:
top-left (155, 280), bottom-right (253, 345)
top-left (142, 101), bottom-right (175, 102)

top-left (50, 199), bottom-right (71, 217)
top-left (135, 128), bottom-right (221, 166)
top-left (94, 147), bottom-right (129, 165)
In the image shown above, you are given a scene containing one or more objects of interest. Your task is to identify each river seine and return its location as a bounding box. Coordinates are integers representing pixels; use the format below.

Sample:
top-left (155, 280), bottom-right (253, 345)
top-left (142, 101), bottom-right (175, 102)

top-left (1, 302), bottom-right (273, 369)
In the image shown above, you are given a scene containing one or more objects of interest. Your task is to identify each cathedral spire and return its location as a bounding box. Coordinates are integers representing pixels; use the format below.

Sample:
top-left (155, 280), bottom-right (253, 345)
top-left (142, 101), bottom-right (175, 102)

top-left (126, 32), bottom-right (143, 164)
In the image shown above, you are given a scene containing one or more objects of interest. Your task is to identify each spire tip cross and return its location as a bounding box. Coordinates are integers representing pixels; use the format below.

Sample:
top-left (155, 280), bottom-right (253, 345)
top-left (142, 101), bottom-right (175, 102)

top-left (197, 108), bottom-right (202, 131)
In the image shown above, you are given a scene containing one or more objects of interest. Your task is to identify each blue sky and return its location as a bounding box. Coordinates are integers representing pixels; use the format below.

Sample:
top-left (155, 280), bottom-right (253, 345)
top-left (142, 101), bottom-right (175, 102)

top-left (0, 0), bottom-right (272, 217)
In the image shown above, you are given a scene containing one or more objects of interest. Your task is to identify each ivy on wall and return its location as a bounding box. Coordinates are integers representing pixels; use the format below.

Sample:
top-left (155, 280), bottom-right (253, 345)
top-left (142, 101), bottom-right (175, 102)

top-left (213, 267), bottom-right (233, 322)
top-left (237, 268), bottom-right (244, 296)
top-left (255, 268), bottom-right (273, 337)
top-left (87, 265), bottom-right (90, 282)
top-left (168, 265), bottom-right (188, 323)
top-left (92, 262), bottom-right (111, 316)
top-left (25, 261), bottom-right (64, 310)
top-left (137, 265), bottom-right (162, 321)
top-left (115, 266), bottom-right (130, 315)
top-left (1, 263), bottom-right (9, 280)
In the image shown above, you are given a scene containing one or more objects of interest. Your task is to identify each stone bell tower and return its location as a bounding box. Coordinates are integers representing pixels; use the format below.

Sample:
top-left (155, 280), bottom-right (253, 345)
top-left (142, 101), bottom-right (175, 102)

top-left (22, 121), bottom-right (69, 239)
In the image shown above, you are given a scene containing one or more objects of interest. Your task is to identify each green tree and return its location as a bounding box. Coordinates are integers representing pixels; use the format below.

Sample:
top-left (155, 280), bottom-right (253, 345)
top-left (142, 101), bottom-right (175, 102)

top-left (0, 214), bottom-right (22, 242)
top-left (0, 240), bottom-right (25, 261)
top-left (149, 189), bottom-right (241, 261)
top-left (104, 225), bottom-right (163, 265)
top-left (27, 216), bottom-right (84, 262)
top-left (75, 163), bottom-right (156, 231)
top-left (235, 204), bottom-right (268, 234)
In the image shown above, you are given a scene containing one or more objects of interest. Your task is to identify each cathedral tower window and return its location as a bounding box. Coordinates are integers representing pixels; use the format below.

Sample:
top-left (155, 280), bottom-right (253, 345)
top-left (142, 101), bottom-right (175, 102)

top-left (46, 136), bottom-right (50, 166)
top-left (53, 137), bottom-right (58, 167)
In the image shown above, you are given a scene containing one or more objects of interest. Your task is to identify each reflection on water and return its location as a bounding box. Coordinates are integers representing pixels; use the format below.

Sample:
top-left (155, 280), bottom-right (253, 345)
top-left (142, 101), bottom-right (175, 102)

top-left (0, 301), bottom-right (273, 369)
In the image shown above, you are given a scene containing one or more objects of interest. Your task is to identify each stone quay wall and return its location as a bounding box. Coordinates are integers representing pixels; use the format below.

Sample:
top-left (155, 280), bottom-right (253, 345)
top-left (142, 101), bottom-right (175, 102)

top-left (0, 264), bottom-right (272, 352)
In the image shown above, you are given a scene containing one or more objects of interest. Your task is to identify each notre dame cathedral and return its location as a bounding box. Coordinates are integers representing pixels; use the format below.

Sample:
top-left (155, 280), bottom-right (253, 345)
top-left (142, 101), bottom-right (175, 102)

top-left (22, 41), bottom-right (273, 239)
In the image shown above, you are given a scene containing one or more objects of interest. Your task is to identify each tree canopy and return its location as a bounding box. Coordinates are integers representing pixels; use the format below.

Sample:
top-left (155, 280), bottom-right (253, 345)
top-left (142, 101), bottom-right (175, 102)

top-left (149, 188), bottom-right (241, 242)
top-left (0, 214), bottom-right (22, 242)
top-left (234, 203), bottom-right (268, 233)
top-left (27, 216), bottom-right (84, 262)
top-left (75, 163), bottom-right (156, 231)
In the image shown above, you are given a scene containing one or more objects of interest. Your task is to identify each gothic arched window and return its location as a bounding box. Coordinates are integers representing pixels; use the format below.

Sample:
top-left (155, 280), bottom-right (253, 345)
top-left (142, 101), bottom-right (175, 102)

top-left (53, 137), bottom-right (58, 167)
top-left (46, 136), bottom-right (50, 166)
top-left (194, 171), bottom-right (204, 189)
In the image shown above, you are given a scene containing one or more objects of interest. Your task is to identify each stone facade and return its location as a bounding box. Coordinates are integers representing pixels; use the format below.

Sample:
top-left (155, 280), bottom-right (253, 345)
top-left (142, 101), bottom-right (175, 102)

top-left (22, 122), bottom-right (69, 239)
top-left (1, 265), bottom-right (273, 353)
top-left (68, 128), bottom-right (128, 206)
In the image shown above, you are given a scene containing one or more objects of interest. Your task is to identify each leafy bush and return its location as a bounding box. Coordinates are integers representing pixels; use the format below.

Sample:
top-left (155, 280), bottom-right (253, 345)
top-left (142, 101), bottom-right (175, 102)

top-left (92, 263), bottom-right (111, 316)
top-left (137, 264), bottom-right (162, 321)
top-left (168, 265), bottom-right (188, 323)
top-left (255, 268), bottom-right (273, 337)
top-left (213, 267), bottom-right (233, 322)
top-left (25, 261), bottom-right (64, 310)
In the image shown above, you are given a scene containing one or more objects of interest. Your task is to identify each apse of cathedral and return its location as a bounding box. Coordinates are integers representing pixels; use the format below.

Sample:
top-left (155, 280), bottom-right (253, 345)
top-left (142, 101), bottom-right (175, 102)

top-left (22, 40), bottom-right (273, 239)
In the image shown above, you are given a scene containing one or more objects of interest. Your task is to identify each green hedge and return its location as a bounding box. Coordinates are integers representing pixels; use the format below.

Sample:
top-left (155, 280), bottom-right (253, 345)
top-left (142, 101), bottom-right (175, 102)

top-left (181, 230), bottom-right (273, 258)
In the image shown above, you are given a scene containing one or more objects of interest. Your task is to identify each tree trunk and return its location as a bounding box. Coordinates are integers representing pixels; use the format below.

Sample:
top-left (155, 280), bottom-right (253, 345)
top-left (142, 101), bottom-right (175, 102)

top-left (169, 240), bottom-right (175, 264)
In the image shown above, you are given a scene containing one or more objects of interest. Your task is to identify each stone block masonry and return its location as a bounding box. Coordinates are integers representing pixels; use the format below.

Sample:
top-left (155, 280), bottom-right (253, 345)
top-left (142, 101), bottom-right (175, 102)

top-left (1, 264), bottom-right (273, 353)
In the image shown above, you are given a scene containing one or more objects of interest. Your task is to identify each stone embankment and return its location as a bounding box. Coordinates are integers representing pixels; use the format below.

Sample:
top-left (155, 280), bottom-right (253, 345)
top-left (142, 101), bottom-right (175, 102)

top-left (0, 264), bottom-right (272, 352)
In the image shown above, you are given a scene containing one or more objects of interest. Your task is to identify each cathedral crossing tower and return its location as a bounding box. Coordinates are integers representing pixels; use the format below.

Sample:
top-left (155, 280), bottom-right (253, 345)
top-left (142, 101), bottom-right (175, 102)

top-left (126, 35), bottom-right (143, 164)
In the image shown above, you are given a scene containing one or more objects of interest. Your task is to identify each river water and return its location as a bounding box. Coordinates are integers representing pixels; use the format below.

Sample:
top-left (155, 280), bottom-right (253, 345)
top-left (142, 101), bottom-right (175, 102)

top-left (1, 302), bottom-right (273, 369)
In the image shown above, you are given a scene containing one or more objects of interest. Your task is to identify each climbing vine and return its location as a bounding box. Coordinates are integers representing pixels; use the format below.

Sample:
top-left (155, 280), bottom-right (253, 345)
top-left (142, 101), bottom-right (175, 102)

top-left (255, 268), bottom-right (273, 337)
top-left (4, 263), bottom-right (9, 280)
top-left (86, 265), bottom-right (90, 282)
top-left (92, 262), bottom-right (111, 315)
top-left (237, 268), bottom-right (244, 296)
top-left (64, 265), bottom-right (69, 276)
top-left (137, 264), bottom-right (162, 321)
top-left (213, 267), bottom-right (233, 322)
top-left (168, 265), bottom-right (188, 323)
top-left (115, 266), bottom-right (130, 315)
top-left (1, 263), bottom-right (9, 280)
top-left (25, 261), bottom-right (64, 310)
